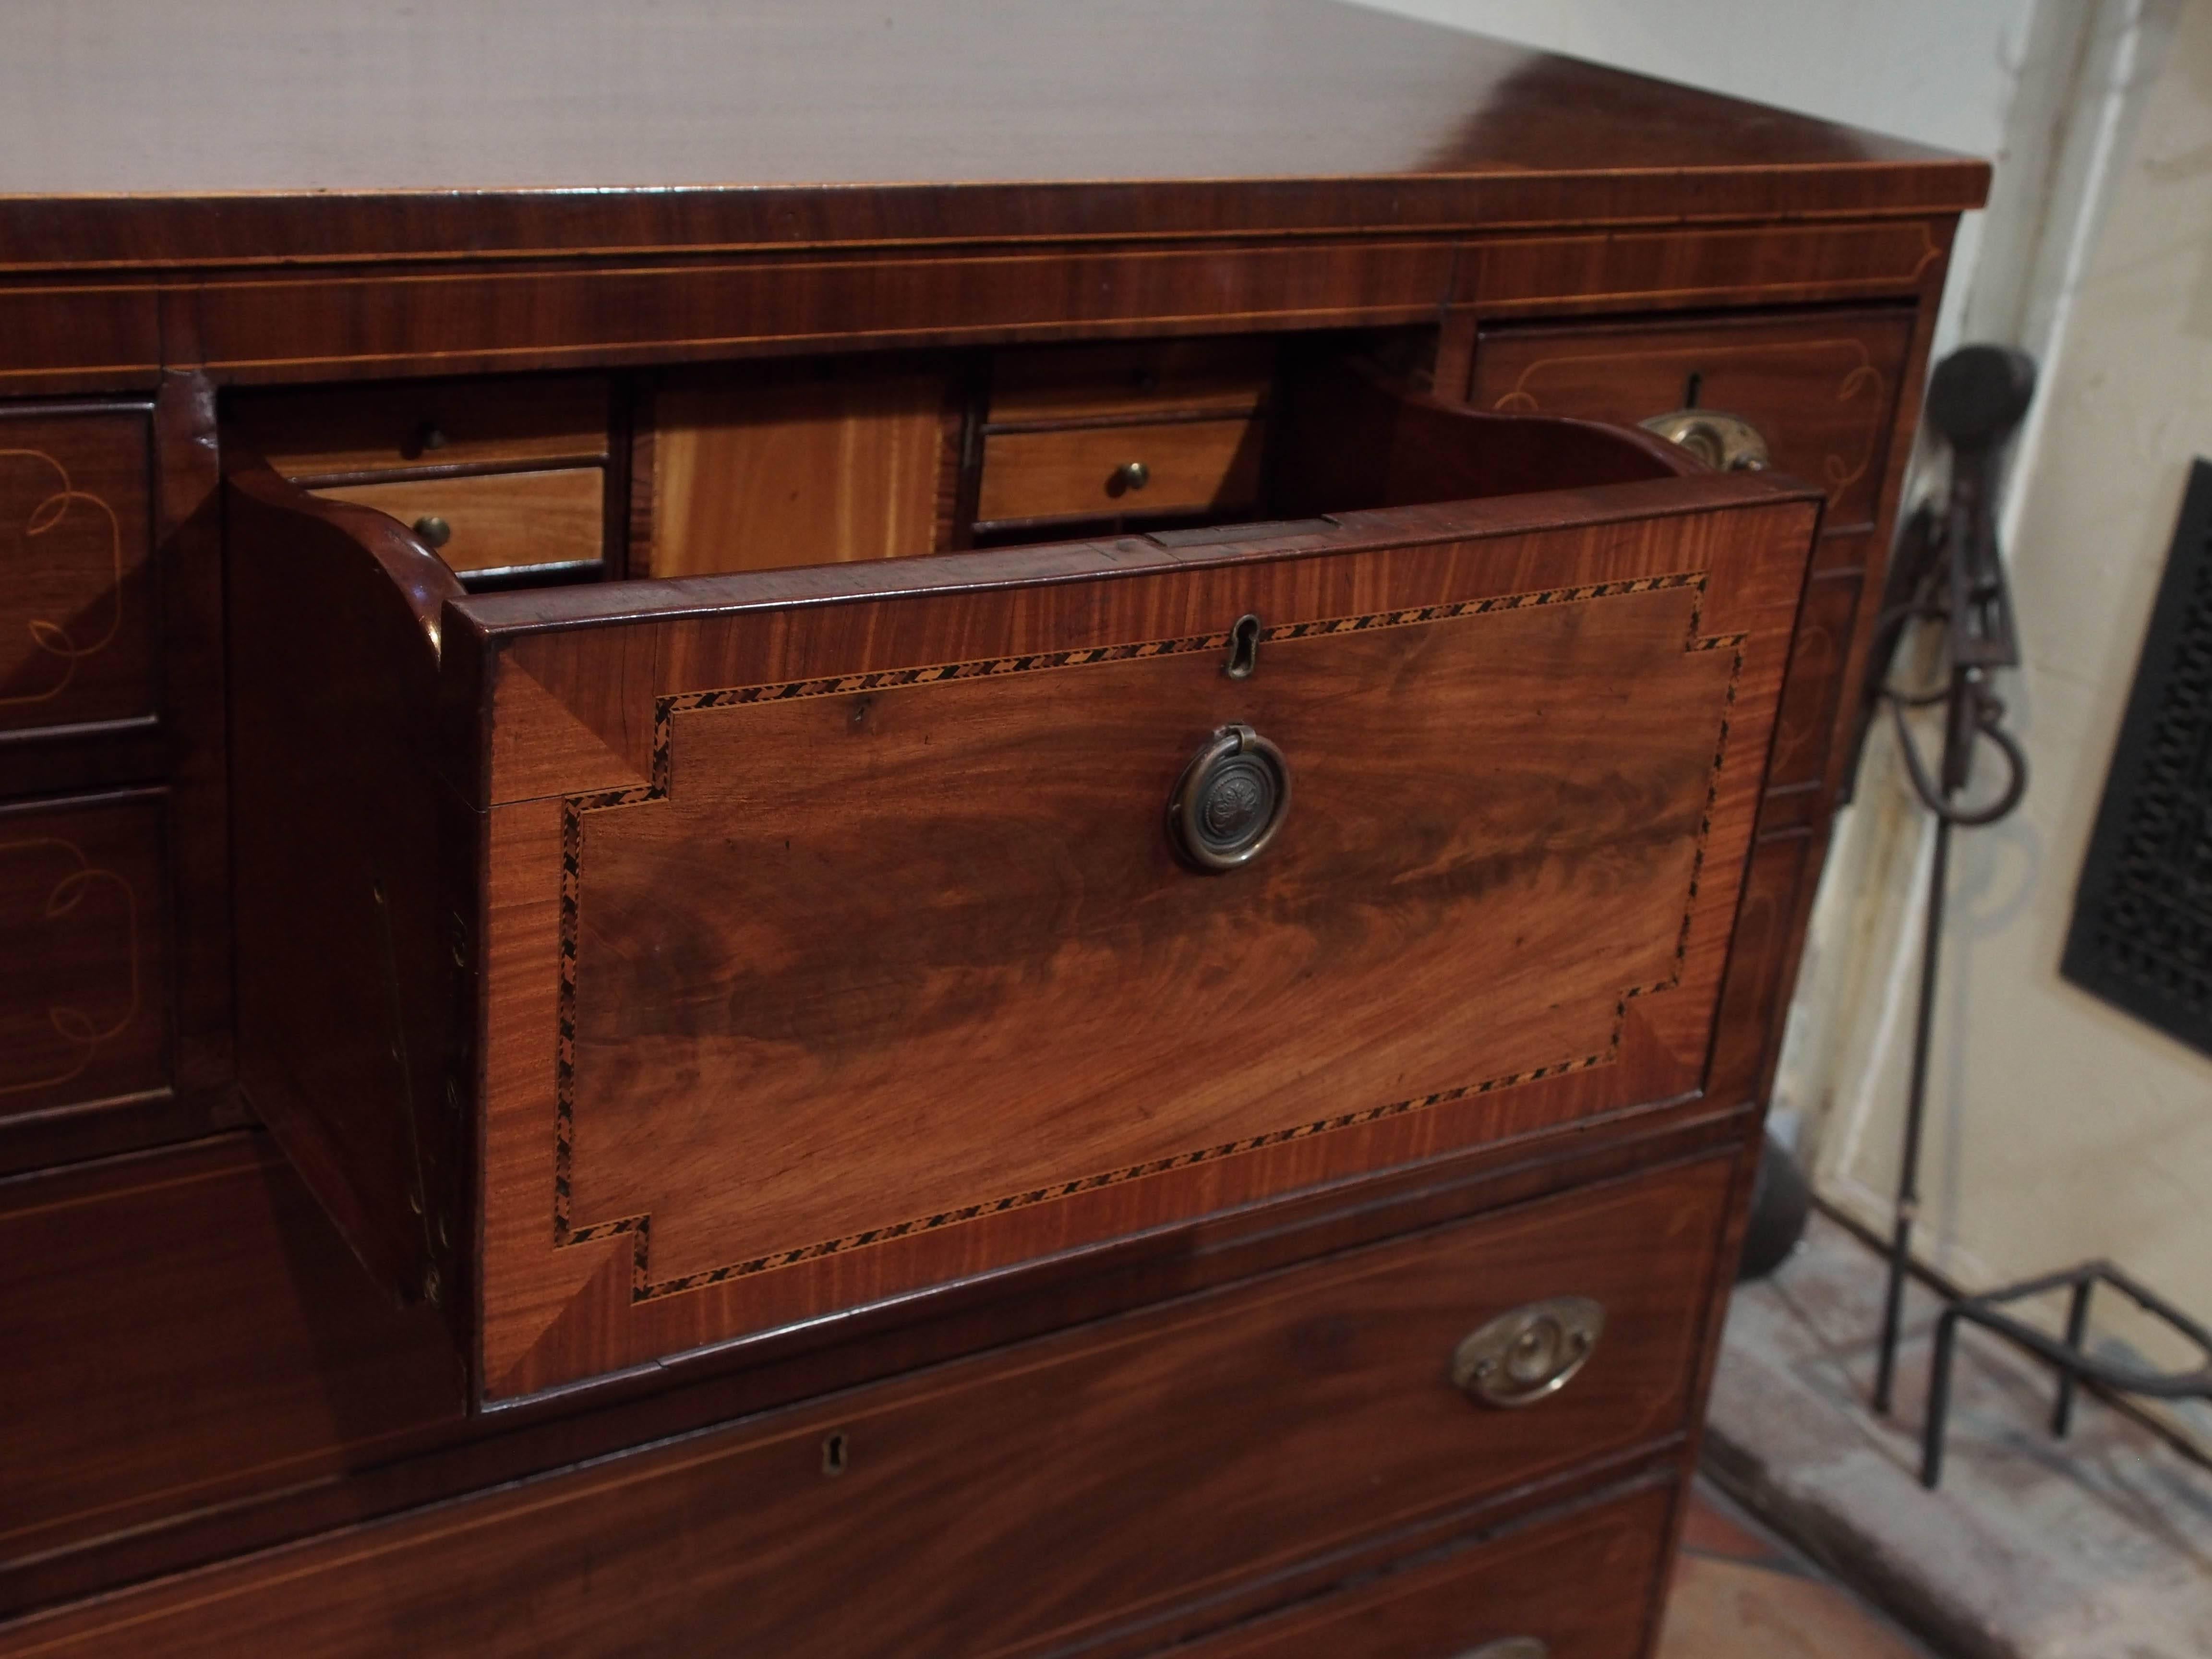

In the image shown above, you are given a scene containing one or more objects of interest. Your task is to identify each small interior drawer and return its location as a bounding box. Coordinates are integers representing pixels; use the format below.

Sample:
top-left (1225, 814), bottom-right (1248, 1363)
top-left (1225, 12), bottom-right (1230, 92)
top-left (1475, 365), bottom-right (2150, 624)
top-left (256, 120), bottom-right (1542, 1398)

top-left (976, 415), bottom-right (1262, 525)
top-left (311, 467), bottom-right (604, 576)
top-left (1468, 309), bottom-right (1913, 531)
top-left (228, 376), bottom-right (610, 479)
top-left (990, 337), bottom-right (1274, 423)
top-left (1170, 1482), bottom-right (1672, 1659)
top-left (0, 1160), bottom-right (1722, 1659)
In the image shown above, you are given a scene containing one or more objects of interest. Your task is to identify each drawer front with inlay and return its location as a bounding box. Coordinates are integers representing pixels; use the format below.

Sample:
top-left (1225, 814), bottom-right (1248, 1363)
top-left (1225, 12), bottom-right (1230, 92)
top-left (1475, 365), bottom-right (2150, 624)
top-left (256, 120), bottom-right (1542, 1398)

top-left (0, 1159), bottom-right (1726, 1659)
top-left (0, 789), bottom-right (170, 1134)
top-left (1469, 310), bottom-right (1913, 532)
top-left (0, 406), bottom-right (156, 742)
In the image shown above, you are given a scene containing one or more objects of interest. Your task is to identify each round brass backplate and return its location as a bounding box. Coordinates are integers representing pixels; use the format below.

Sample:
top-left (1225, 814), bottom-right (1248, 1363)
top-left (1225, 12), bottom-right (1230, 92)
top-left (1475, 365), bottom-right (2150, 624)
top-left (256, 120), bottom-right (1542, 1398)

top-left (1167, 723), bottom-right (1290, 872)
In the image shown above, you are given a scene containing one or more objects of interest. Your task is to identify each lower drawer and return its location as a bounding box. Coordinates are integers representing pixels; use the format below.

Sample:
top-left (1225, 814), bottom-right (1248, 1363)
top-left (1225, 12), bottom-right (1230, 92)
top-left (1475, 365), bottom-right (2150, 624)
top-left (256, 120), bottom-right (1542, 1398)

top-left (1173, 1482), bottom-right (1672, 1659)
top-left (0, 1156), bottom-right (1729, 1659)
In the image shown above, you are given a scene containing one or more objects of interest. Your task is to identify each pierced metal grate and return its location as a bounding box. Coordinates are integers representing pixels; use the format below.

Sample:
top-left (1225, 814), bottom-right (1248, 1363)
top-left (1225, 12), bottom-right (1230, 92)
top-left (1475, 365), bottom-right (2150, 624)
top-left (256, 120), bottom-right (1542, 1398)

top-left (2063, 458), bottom-right (2212, 1052)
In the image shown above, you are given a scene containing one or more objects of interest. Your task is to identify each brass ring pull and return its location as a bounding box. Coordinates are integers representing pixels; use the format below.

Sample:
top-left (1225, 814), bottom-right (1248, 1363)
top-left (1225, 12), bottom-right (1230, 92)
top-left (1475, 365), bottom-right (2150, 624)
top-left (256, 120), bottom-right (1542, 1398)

top-left (1639, 408), bottom-right (1770, 472)
top-left (1454, 1642), bottom-right (1550, 1659)
top-left (1168, 723), bottom-right (1290, 872)
top-left (1450, 1296), bottom-right (1605, 1408)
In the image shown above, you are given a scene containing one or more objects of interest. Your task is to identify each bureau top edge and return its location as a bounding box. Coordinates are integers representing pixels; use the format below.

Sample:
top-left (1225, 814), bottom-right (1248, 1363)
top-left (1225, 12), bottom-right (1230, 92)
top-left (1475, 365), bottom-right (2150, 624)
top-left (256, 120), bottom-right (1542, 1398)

top-left (0, 0), bottom-right (1986, 274)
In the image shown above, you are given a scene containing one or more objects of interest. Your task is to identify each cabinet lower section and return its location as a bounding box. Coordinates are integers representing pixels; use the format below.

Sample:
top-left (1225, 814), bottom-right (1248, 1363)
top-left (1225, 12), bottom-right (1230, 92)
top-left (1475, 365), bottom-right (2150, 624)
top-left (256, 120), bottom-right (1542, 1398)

top-left (0, 1154), bottom-right (1728, 1659)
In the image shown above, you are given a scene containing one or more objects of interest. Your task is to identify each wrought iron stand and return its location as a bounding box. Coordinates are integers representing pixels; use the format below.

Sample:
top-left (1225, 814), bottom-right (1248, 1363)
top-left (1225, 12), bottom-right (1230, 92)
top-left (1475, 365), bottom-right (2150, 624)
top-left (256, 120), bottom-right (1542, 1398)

top-left (1861, 345), bottom-right (2033, 1420)
top-left (1858, 345), bottom-right (2212, 1485)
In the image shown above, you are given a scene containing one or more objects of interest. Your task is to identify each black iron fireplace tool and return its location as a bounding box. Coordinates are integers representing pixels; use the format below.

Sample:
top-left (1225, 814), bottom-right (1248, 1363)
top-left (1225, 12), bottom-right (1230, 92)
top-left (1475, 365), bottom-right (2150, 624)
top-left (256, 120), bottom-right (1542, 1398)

top-left (1851, 344), bottom-right (2212, 1487)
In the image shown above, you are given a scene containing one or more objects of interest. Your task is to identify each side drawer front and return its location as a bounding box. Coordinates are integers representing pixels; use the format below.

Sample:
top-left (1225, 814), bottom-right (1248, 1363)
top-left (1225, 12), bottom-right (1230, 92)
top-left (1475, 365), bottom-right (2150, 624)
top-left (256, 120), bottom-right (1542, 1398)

top-left (1469, 310), bottom-right (1912, 532)
top-left (0, 407), bottom-right (156, 740)
top-left (0, 1159), bottom-right (1728, 1659)
top-left (1172, 1484), bottom-right (1671, 1659)
top-left (0, 790), bottom-right (170, 1136)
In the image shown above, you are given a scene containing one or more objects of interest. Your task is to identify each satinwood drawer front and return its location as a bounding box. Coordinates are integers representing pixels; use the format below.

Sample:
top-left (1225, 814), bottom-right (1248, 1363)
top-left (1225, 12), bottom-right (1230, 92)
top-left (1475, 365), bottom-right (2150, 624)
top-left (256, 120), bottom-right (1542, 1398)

top-left (311, 467), bottom-right (604, 577)
top-left (0, 789), bottom-right (171, 1139)
top-left (0, 1159), bottom-right (1727, 1659)
top-left (226, 381), bottom-right (1818, 1402)
top-left (1468, 309), bottom-right (1913, 532)
top-left (976, 416), bottom-right (1263, 526)
top-left (1169, 1482), bottom-right (1672, 1659)
top-left (0, 406), bottom-right (156, 743)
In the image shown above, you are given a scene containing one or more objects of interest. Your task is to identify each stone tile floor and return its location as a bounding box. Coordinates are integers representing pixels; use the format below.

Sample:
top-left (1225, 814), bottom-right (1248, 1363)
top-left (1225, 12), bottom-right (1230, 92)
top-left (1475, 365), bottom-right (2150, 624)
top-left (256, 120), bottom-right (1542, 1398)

top-left (1704, 1211), bottom-right (2212, 1659)
top-left (1659, 1480), bottom-right (1936, 1658)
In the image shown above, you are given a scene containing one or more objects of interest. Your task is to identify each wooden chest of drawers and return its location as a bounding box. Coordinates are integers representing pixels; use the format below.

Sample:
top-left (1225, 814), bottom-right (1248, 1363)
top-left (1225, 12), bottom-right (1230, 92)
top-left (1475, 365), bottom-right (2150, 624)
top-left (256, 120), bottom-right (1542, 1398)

top-left (0, 2), bottom-right (1985, 1653)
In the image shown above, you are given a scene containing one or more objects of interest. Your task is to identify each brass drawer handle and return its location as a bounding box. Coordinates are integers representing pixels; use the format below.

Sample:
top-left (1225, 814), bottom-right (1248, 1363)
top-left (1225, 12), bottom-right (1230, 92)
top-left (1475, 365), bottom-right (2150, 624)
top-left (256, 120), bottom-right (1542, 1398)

top-left (1450, 1296), bottom-right (1605, 1407)
top-left (411, 515), bottom-right (453, 549)
top-left (1168, 723), bottom-right (1289, 872)
top-left (1106, 458), bottom-right (1151, 497)
top-left (1455, 1642), bottom-right (1550, 1659)
top-left (1639, 408), bottom-right (1769, 472)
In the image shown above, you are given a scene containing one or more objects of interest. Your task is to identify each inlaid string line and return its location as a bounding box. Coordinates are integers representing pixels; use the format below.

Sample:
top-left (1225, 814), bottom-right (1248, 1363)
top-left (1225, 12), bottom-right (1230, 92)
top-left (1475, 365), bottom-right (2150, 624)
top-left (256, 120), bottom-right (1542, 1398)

top-left (551, 571), bottom-right (1746, 1300)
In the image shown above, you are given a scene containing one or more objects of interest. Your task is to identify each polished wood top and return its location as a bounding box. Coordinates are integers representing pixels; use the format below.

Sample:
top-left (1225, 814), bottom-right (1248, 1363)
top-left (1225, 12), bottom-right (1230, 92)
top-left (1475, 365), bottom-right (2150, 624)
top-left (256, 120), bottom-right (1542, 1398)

top-left (0, 0), bottom-right (1985, 270)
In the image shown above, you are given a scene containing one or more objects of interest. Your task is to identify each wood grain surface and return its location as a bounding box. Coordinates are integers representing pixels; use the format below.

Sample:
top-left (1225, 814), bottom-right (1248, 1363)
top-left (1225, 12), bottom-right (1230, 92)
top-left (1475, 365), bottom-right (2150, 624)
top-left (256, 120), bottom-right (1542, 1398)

top-left (1469, 309), bottom-right (1915, 531)
top-left (449, 430), bottom-right (1815, 1397)
top-left (0, 1), bottom-right (1983, 271)
top-left (313, 467), bottom-right (604, 576)
top-left (0, 1158), bottom-right (1729, 1659)
top-left (1180, 1481), bottom-right (1672, 1658)
top-left (989, 337), bottom-right (1276, 424)
top-left (976, 416), bottom-right (1262, 525)
top-left (0, 790), bottom-right (170, 1142)
top-left (228, 377), bottom-right (610, 480)
top-left (645, 366), bottom-right (953, 577)
top-left (0, 407), bottom-right (155, 739)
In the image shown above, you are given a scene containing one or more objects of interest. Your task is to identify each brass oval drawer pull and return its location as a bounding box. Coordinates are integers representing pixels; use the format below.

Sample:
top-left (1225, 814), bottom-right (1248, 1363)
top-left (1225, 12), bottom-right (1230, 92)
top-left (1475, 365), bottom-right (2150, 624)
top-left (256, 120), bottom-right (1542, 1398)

top-left (1106, 458), bottom-right (1151, 496)
top-left (1450, 1296), bottom-right (1605, 1407)
top-left (1639, 407), bottom-right (1769, 472)
top-left (1168, 722), bottom-right (1289, 871)
top-left (411, 514), bottom-right (453, 549)
top-left (1455, 1641), bottom-right (1550, 1659)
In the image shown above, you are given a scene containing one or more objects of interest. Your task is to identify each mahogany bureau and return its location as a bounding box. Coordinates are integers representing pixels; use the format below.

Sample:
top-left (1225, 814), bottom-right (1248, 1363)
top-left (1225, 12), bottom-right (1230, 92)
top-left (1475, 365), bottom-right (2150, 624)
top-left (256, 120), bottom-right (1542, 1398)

top-left (0, 5), bottom-right (1985, 1655)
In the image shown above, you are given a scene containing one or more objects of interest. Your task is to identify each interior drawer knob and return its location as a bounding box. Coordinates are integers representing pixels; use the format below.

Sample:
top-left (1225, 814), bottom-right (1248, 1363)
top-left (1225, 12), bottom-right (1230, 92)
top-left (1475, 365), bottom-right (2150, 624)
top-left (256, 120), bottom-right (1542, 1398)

top-left (1168, 723), bottom-right (1290, 872)
top-left (1454, 1642), bottom-right (1550, 1659)
top-left (1638, 407), bottom-right (1770, 472)
top-left (1107, 458), bottom-right (1151, 496)
top-left (1450, 1296), bottom-right (1606, 1407)
top-left (411, 514), bottom-right (453, 549)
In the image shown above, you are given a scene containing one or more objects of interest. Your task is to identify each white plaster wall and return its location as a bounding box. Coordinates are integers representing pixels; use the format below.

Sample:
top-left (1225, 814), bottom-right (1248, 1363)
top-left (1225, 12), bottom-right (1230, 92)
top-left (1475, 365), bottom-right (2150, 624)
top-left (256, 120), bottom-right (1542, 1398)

top-left (1813, 2), bottom-right (2212, 1426)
